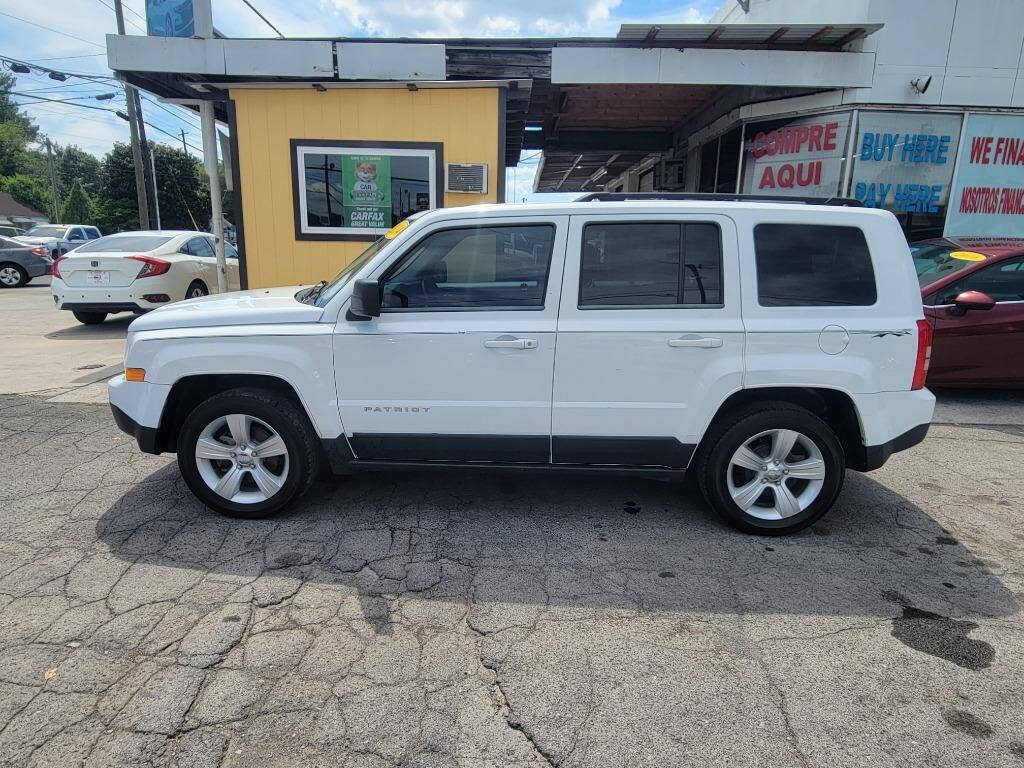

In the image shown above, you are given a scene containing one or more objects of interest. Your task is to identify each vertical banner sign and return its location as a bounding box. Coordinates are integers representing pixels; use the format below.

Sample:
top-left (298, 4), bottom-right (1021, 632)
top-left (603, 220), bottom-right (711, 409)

top-left (945, 114), bottom-right (1024, 237)
top-left (145, 0), bottom-right (196, 37)
top-left (342, 155), bottom-right (392, 229)
top-left (851, 112), bottom-right (961, 213)
top-left (741, 114), bottom-right (850, 197)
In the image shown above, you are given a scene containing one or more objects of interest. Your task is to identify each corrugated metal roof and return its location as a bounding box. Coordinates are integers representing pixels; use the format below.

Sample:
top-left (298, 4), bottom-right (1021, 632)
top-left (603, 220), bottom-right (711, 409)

top-left (616, 23), bottom-right (883, 47)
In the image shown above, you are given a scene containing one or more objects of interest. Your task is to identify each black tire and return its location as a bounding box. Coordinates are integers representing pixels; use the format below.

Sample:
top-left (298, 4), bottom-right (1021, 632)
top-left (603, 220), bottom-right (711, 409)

top-left (186, 280), bottom-right (208, 299)
top-left (72, 311), bottom-right (107, 324)
top-left (695, 402), bottom-right (845, 535)
top-left (0, 263), bottom-right (28, 288)
top-left (177, 387), bottom-right (320, 519)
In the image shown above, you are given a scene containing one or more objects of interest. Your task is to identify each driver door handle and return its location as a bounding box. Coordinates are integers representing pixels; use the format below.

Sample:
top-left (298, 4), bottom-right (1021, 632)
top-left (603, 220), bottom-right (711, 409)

top-left (484, 336), bottom-right (538, 350)
top-left (668, 335), bottom-right (723, 349)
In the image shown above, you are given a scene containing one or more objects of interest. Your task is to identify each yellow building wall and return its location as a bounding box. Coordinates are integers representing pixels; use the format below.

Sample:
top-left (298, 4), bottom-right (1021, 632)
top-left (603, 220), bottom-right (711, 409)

top-left (230, 86), bottom-right (502, 289)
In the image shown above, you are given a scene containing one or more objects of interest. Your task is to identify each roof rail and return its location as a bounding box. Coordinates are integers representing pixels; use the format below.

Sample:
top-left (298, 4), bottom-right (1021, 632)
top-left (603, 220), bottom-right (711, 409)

top-left (577, 192), bottom-right (864, 207)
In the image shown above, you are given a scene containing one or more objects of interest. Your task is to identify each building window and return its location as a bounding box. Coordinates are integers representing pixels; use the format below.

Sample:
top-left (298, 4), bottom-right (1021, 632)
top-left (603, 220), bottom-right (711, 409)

top-left (291, 140), bottom-right (443, 240)
top-left (850, 111), bottom-right (963, 241)
top-left (740, 113), bottom-right (852, 198)
top-left (579, 222), bottom-right (722, 307)
top-left (754, 223), bottom-right (876, 307)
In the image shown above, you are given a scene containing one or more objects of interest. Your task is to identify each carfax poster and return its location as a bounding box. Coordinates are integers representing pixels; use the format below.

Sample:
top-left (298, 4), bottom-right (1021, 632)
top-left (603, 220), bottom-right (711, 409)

top-left (342, 155), bottom-right (392, 229)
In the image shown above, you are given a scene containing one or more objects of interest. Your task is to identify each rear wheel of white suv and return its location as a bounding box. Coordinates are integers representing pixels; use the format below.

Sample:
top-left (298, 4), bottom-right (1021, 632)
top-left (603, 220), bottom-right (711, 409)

top-left (177, 388), bottom-right (320, 518)
top-left (696, 403), bottom-right (845, 535)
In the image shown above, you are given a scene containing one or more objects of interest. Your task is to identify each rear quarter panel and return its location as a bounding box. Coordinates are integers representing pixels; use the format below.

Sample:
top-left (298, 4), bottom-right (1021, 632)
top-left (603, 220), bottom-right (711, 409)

top-left (736, 208), bottom-right (922, 398)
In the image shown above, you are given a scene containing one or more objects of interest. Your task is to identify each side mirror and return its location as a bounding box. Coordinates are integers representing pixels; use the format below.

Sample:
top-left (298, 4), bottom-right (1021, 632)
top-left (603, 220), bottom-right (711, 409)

top-left (349, 279), bottom-right (381, 319)
top-left (951, 290), bottom-right (996, 315)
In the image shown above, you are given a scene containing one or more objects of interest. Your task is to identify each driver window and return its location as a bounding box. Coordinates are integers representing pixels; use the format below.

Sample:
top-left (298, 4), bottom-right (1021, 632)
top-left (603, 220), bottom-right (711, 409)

top-left (380, 224), bottom-right (555, 310)
top-left (932, 258), bottom-right (1024, 305)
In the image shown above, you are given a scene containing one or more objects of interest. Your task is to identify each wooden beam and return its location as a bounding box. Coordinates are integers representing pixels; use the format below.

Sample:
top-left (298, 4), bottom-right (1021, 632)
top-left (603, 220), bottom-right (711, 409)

top-left (705, 26), bottom-right (726, 43)
top-left (555, 154), bottom-right (584, 191)
top-left (805, 25), bottom-right (834, 45)
top-left (764, 26), bottom-right (789, 45)
top-left (833, 27), bottom-right (866, 48)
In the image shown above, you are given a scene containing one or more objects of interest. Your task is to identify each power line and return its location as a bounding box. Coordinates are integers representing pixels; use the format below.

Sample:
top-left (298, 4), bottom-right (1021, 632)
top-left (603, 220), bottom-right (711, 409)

top-left (92, 0), bottom-right (147, 34)
top-left (239, 0), bottom-right (286, 38)
top-left (118, 0), bottom-right (148, 26)
top-left (12, 91), bottom-right (202, 152)
top-left (26, 53), bottom-right (107, 63)
top-left (0, 11), bottom-right (106, 48)
top-left (9, 91), bottom-right (120, 112)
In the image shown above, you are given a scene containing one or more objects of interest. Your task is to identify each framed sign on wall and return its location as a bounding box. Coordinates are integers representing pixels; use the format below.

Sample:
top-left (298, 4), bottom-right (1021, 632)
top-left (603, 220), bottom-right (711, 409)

top-left (291, 140), bottom-right (443, 241)
top-left (945, 113), bottom-right (1024, 238)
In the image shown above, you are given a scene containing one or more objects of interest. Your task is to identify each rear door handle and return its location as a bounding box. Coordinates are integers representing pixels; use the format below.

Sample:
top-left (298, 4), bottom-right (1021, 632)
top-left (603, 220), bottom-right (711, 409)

top-left (484, 336), bottom-right (538, 350)
top-left (668, 335), bottom-right (723, 349)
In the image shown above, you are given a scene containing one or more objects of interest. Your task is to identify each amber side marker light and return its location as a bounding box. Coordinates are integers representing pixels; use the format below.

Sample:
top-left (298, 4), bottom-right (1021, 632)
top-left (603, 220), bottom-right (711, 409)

top-left (124, 368), bottom-right (146, 382)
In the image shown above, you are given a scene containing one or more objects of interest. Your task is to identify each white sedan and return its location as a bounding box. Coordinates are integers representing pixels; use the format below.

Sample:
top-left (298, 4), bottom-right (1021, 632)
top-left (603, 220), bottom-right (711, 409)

top-left (51, 231), bottom-right (240, 324)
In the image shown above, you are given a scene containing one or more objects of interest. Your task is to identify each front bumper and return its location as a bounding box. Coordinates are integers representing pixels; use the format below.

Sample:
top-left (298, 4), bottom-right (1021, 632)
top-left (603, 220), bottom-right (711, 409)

top-left (108, 374), bottom-right (172, 454)
top-left (111, 403), bottom-right (160, 454)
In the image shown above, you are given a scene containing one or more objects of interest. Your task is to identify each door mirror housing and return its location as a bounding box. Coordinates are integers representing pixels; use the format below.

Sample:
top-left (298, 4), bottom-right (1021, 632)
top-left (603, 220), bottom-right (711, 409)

top-left (951, 289), bottom-right (996, 315)
top-left (349, 279), bottom-right (381, 319)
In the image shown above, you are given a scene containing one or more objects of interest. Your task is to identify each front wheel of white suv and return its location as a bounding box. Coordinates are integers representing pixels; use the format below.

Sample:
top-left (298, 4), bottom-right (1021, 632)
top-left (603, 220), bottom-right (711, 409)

top-left (696, 403), bottom-right (845, 535)
top-left (177, 388), bottom-right (320, 518)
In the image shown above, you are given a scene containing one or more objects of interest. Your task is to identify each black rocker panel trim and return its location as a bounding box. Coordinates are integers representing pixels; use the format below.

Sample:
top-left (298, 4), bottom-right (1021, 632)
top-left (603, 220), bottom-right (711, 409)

top-left (346, 433), bottom-right (695, 469)
top-left (552, 436), bottom-right (695, 469)
top-left (349, 433), bottom-right (549, 464)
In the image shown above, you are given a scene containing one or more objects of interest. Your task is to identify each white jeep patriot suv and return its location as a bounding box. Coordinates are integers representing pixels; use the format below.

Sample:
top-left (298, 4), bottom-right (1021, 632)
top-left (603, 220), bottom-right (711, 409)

top-left (109, 195), bottom-right (935, 535)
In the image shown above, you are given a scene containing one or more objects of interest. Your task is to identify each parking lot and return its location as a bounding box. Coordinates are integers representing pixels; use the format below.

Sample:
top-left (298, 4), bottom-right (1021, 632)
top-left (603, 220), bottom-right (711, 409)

top-left (1, 281), bottom-right (1023, 768)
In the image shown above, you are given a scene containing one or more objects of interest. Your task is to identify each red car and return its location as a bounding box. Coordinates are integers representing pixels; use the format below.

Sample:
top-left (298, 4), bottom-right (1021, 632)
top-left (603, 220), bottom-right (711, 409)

top-left (912, 237), bottom-right (1024, 387)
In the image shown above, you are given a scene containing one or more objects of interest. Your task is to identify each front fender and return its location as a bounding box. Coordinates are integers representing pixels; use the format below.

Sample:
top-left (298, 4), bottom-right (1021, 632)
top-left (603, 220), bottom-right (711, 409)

top-left (124, 324), bottom-right (342, 438)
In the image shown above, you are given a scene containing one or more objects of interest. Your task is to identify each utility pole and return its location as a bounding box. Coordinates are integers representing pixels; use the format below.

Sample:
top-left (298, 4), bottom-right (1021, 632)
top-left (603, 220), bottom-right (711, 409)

top-left (112, 0), bottom-right (149, 230)
top-left (45, 139), bottom-right (60, 223)
top-left (181, 128), bottom-right (188, 154)
top-left (148, 143), bottom-right (161, 229)
top-left (200, 102), bottom-right (227, 293)
top-left (134, 91), bottom-right (159, 230)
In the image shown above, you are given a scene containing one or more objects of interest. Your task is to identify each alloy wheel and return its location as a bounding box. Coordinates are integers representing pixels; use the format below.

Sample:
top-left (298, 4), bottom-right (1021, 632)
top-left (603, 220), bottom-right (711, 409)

top-left (726, 428), bottom-right (827, 520)
top-left (194, 413), bottom-right (290, 503)
top-left (0, 266), bottom-right (22, 286)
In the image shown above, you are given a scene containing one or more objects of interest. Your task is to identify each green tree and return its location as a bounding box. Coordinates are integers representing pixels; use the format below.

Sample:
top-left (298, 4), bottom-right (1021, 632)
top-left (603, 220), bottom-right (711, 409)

top-left (97, 141), bottom-right (212, 233)
top-left (61, 178), bottom-right (92, 224)
top-left (57, 146), bottom-right (101, 197)
top-left (0, 72), bottom-right (39, 140)
top-left (0, 174), bottom-right (51, 216)
top-left (0, 123), bottom-right (28, 177)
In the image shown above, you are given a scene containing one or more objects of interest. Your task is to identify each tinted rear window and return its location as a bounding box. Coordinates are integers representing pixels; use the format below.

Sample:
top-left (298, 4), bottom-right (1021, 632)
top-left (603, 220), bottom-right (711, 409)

top-left (580, 222), bottom-right (722, 307)
top-left (754, 224), bottom-right (876, 306)
top-left (76, 235), bottom-right (173, 253)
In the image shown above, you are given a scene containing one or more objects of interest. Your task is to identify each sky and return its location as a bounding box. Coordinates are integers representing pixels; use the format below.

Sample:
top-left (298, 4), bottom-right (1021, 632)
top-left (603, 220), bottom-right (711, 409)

top-left (0, 0), bottom-right (720, 196)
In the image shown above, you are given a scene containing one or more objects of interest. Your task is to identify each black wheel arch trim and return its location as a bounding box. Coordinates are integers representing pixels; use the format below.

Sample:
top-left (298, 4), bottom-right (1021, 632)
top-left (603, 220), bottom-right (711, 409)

top-left (851, 422), bottom-right (930, 472)
top-left (111, 404), bottom-right (160, 454)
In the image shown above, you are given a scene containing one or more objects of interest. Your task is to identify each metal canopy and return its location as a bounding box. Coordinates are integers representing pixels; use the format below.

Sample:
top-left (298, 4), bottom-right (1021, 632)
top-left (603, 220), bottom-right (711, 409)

top-left (109, 27), bottom-right (884, 195)
top-left (616, 23), bottom-right (882, 48)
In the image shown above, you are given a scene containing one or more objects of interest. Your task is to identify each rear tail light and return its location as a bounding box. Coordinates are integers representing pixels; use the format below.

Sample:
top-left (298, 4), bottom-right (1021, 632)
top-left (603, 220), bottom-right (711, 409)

top-left (51, 257), bottom-right (64, 279)
top-left (912, 318), bottom-right (933, 390)
top-left (128, 254), bottom-right (171, 279)
top-left (30, 246), bottom-right (47, 256)
top-left (141, 293), bottom-right (170, 303)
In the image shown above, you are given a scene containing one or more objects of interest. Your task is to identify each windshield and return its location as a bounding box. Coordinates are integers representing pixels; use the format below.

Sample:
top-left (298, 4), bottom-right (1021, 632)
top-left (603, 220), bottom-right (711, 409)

top-left (310, 237), bottom-right (390, 307)
top-left (911, 243), bottom-right (982, 288)
top-left (25, 225), bottom-right (67, 238)
top-left (76, 235), bottom-right (173, 253)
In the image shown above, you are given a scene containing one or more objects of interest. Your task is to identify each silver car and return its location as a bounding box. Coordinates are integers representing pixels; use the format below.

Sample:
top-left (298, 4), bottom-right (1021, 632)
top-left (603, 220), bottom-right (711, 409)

top-left (0, 236), bottom-right (51, 288)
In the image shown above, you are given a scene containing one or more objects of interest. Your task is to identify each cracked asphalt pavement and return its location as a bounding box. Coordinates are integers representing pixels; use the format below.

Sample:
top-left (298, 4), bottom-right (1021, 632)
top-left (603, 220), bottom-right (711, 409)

top-left (1, 287), bottom-right (1023, 767)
